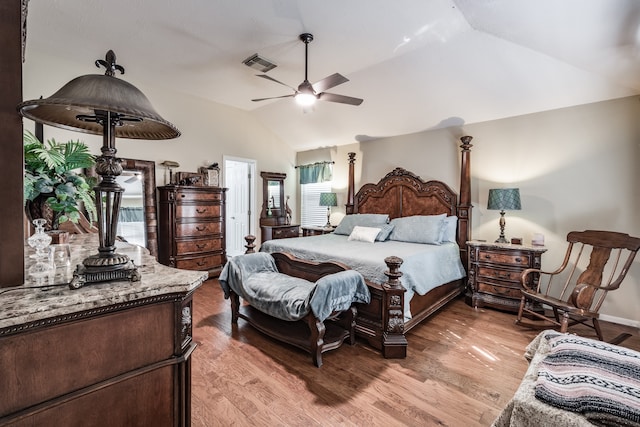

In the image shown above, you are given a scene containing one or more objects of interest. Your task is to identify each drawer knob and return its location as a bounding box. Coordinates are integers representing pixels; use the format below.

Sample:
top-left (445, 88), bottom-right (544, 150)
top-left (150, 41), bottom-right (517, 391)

top-left (515, 257), bottom-right (522, 263)
top-left (181, 194), bottom-right (186, 198)
top-left (196, 243), bottom-right (206, 249)
top-left (484, 254), bottom-right (492, 259)
top-left (196, 260), bottom-right (206, 266)
top-left (196, 226), bottom-right (206, 231)
top-left (196, 208), bottom-right (206, 213)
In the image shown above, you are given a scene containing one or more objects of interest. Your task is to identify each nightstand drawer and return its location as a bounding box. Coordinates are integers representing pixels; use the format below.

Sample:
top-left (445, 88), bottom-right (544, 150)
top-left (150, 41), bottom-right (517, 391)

top-left (477, 250), bottom-right (530, 266)
top-left (477, 282), bottom-right (522, 299)
top-left (477, 266), bottom-right (522, 283)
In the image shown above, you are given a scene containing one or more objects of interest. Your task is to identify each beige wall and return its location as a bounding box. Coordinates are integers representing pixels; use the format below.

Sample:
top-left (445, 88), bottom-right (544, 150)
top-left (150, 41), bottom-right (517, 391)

top-left (22, 48), bottom-right (297, 240)
top-left (23, 47), bottom-right (639, 325)
top-left (299, 96), bottom-right (640, 326)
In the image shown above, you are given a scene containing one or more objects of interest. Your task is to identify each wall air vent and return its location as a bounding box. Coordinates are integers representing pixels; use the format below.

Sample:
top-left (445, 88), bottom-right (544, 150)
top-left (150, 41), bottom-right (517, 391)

top-left (242, 53), bottom-right (277, 73)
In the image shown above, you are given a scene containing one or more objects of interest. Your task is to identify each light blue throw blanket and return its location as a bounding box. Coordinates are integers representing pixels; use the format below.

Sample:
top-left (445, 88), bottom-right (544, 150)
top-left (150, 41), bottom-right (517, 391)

top-left (219, 253), bottom-right (370, 322)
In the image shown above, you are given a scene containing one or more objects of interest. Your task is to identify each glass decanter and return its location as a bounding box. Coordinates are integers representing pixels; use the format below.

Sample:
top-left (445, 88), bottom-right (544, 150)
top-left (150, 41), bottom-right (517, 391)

top-left (27, 218), bottom-right (52, 260)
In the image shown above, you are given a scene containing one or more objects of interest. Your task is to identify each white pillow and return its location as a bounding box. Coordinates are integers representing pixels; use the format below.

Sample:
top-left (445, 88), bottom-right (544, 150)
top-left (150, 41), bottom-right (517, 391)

top-left (348, 226), bottom-right (381, 243)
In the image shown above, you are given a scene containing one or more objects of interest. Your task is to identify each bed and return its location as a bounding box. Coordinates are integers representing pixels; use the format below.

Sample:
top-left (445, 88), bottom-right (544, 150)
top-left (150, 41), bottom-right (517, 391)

top-left (493, 330), bottom-right (640, 427)
top-left (258, 136), bottom-right (474, 358)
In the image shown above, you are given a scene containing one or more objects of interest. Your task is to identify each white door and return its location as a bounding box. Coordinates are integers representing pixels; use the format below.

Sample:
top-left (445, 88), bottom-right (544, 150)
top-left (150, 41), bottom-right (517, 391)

top-left (224, 157), bottom-right (256, 257)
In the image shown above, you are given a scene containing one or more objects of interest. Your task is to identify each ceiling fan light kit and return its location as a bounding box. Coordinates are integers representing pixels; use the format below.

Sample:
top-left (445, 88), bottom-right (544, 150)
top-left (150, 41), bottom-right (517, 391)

top-left (251, 33), bottom-right (363, 107)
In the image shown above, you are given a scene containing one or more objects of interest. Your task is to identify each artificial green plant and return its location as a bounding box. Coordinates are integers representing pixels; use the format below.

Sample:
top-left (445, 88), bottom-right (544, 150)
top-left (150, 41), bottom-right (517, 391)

top-left (23, 129), bottom-right (98, 229)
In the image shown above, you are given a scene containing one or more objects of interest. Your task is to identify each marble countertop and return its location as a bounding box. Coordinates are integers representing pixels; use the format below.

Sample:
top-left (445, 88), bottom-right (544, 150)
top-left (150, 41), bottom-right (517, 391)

top-left (0, 234), bottom-right (208, 330)
top-left (466, 240), bottom-right (548, 252)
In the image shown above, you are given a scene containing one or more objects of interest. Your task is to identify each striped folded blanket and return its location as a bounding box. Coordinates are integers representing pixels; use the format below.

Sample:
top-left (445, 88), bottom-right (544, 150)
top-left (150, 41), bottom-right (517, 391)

top-left (535, 332), bottom-right (640, 427)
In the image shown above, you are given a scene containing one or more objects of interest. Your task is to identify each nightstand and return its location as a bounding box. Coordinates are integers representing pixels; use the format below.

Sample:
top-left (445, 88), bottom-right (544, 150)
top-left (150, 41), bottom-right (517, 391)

top-left (466, 241), bottom-right (547, 313)
top-left (301, 225), bottom-right (335, 237)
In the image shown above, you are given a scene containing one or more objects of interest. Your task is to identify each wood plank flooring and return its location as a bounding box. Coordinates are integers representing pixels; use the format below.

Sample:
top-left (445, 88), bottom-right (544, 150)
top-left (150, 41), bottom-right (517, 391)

top-left (191, 279), bottom-right (640, 426)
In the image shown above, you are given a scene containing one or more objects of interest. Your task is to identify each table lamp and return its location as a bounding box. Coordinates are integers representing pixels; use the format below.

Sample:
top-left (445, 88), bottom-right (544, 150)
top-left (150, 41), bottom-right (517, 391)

top-left (18, 50), bottom-right (180, 289)
top-left (319, 192), bottom-right (337, 228)
top-left (487, 188), bottom-right (521, 243)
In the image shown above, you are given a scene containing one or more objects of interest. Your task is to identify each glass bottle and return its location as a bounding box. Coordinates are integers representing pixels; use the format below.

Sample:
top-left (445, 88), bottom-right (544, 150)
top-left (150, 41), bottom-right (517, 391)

top-left (27, 218), bottom-right (52, 260)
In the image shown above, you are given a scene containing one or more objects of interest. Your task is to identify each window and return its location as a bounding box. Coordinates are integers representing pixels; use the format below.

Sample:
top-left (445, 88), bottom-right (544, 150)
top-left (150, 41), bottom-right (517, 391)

top-left (301, 181), bottom-right (332, 227)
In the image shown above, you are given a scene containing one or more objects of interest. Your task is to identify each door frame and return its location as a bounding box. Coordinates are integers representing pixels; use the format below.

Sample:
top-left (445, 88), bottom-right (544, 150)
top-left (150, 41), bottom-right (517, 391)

top-left (223, 155), bottom-right (256, 255)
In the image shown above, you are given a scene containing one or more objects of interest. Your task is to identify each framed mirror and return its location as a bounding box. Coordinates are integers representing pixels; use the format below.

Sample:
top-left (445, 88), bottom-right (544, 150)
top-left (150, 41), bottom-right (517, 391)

top-left (260, 171), bottom-right (286, 226)
top-left (86, 158), bottom-right (158, 256)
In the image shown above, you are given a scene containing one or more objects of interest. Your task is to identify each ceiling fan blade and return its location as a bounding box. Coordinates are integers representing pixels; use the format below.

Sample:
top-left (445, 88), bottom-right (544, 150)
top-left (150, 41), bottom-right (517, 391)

top-left (251, 94), bottom-right (295, 102)
top-left (318, 92), bottom-right (363, 106)
top-left (256, 74), bottom-right (297, 91)
top-left (125, 175), bottom-right (139, 184)
top-left (311, 73), bottom-right (349, 93)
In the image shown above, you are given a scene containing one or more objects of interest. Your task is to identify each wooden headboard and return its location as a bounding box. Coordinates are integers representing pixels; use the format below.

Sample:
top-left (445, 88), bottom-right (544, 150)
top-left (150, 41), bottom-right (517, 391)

top-left (344, 136), bottom-right (473, 265)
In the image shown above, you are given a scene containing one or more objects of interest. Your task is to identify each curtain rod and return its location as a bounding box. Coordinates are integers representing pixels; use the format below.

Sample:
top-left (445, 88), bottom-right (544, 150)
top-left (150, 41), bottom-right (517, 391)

top-left (294, 160), bottom-right (335, 169)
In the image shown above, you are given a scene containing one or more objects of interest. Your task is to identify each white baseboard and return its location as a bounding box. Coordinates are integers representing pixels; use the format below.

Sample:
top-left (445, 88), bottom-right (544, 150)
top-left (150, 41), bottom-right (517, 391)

top-left (599, 313), bottom-right (640, 329)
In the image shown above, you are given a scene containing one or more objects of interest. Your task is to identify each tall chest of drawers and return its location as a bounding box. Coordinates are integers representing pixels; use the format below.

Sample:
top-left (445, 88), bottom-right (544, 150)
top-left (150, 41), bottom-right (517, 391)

top-left (467, 241), bottom-right (547, 312)
top-left (158, 185), bottom-right (227, 277)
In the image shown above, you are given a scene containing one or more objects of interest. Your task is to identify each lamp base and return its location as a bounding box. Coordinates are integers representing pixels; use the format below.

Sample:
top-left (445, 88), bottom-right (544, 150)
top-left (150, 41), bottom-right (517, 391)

top-left (494, 236), bottom-right (509, 244)
top-left (70, 256), bottom-right (140, 290)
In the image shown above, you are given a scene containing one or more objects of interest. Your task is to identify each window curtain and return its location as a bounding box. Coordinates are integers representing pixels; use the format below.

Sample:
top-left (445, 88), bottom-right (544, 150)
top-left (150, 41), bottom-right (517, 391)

top-left (298, 162), bottom-right (333, 184)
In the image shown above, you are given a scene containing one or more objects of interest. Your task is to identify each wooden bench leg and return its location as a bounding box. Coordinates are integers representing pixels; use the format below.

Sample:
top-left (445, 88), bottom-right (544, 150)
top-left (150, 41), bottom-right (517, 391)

top-left (345, 307), bottom-right (357, 345)
top-left (307, 315), bottom-right (326, 368)
top-left (230, 291), bottom-right (240, 324)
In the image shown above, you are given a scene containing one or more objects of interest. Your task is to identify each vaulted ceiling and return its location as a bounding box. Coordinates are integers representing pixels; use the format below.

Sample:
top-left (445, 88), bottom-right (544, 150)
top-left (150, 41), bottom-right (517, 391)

top-left (24, 0), bottom-right (640, 151)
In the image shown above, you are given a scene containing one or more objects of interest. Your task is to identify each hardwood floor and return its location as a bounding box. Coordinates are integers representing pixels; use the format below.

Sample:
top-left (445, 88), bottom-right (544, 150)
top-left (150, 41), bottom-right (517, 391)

top-left (191, 279), bottom-right (640, 426)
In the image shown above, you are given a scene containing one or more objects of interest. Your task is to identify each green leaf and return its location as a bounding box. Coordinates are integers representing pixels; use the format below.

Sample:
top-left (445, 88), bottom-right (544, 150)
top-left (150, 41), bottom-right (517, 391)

top-left (23, 130), bottom-right (97, 225)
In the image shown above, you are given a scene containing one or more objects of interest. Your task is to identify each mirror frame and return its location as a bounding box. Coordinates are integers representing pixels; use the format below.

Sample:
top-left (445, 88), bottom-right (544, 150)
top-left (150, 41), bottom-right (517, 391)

top-left (86, 158), bottom-right (158, 256)
top-left (260, 171), bottom-right (286, 225)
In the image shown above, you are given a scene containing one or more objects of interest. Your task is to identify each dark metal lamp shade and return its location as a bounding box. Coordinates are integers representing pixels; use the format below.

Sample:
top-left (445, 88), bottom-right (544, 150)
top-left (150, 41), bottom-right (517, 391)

top-left (487, 188), bottom-right (521, 243)
top-left (18, 50), bottom-right (180, 289)
top-left (18, 58), bottom-right (180, 140)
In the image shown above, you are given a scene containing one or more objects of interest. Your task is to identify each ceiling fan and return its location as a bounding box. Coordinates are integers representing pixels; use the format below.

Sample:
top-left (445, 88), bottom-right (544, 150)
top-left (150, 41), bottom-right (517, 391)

top-left (251, 33), bottom-right (363, 107)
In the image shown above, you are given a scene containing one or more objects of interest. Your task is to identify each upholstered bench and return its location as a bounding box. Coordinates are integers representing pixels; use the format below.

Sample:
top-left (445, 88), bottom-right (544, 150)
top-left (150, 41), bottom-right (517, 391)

top-left (219, 252), bottom-right (370, 367)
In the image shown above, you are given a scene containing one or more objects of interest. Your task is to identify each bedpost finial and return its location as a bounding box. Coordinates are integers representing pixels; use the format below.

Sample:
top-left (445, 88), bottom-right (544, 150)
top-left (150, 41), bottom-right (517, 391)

top-left (383, 256), bottom-right (404, 289)
top-left (348, 152), bottom-right (356, 163)
top-left (460, 136), bottom-right (473, 151)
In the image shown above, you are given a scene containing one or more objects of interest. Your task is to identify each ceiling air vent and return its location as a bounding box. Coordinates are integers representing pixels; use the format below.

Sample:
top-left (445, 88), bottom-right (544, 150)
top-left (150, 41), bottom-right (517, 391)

top-left (242, 53), bottom-right (277, 73)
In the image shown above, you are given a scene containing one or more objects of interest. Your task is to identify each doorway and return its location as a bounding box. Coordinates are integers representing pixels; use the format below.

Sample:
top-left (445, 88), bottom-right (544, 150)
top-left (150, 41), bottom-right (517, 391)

top-left (223, 156), bottom-right (256, 257)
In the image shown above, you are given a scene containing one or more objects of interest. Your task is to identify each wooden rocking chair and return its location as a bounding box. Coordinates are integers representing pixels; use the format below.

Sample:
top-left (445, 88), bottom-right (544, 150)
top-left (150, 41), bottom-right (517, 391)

top-left (516, 230), bottom-right (640, 344)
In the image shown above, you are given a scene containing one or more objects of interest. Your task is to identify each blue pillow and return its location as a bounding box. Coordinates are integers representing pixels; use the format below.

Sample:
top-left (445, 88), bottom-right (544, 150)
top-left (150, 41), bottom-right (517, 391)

top-left (375, 223), bottom-right (395, 241)
top-left (389, 214), bottom-right (446, 245)
top-left (440, 216), bottom-right (458, 243)
top-left (333, 214), bottom-right (389, 236)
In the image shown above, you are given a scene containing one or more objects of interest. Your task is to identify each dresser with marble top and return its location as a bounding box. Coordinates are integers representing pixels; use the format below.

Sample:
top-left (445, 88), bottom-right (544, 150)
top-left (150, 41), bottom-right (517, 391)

top-left (0, 234), bottom-right (207, 426)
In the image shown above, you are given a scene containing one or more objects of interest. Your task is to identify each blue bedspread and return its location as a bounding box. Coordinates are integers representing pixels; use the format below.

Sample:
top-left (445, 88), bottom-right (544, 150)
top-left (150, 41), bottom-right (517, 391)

top-left (262, 232), bottom-right (464, 289)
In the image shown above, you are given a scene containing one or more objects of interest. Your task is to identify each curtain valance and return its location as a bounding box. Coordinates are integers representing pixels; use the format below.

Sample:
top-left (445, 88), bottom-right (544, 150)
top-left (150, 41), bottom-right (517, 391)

top-left (297, 161), bottom-right (333, 184)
